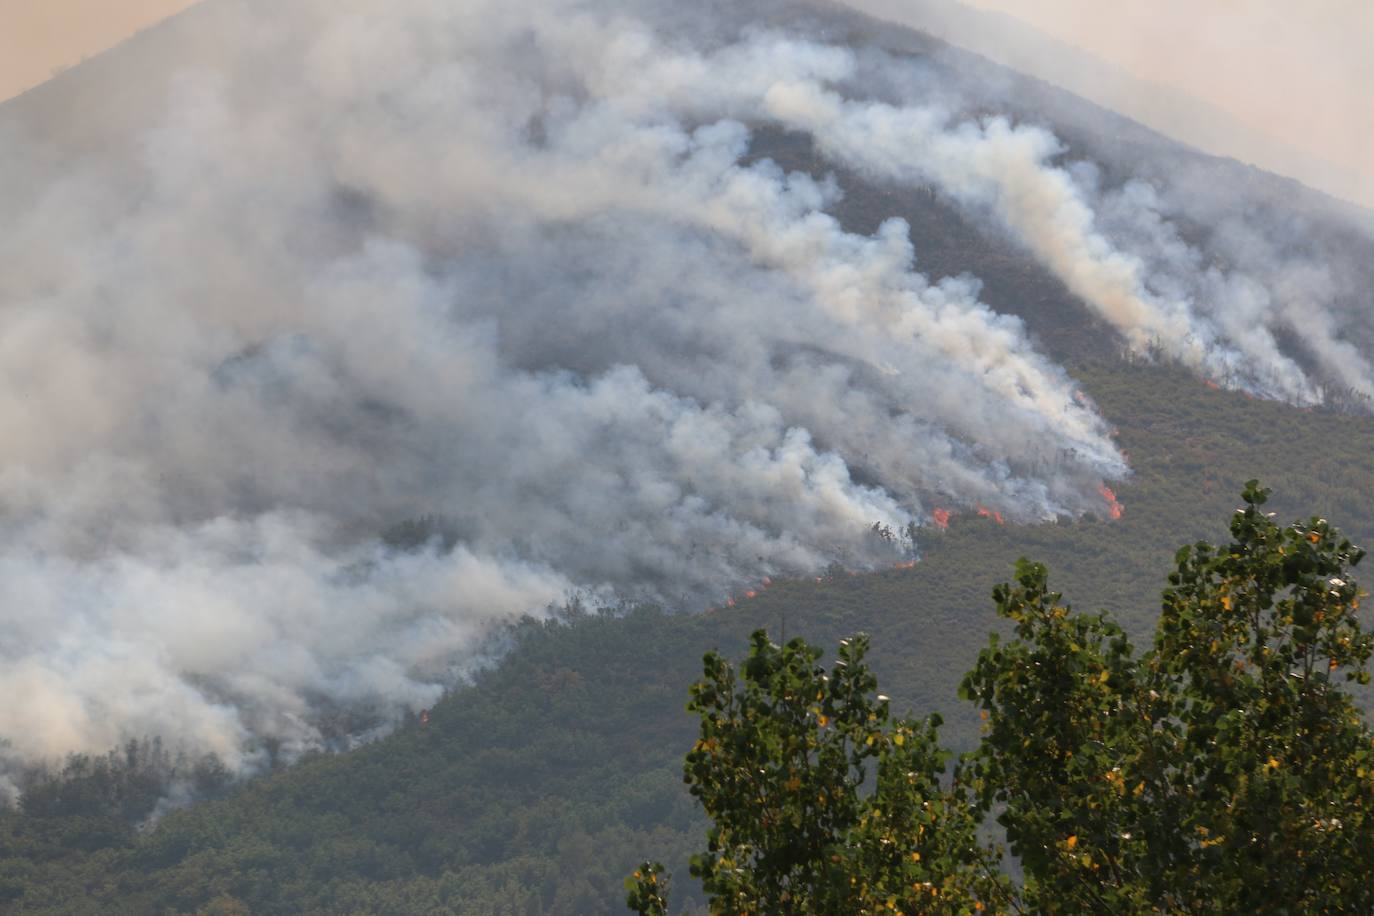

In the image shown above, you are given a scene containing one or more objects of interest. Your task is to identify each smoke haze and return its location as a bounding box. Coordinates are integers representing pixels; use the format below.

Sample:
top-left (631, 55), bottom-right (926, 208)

top-left (0, 0), bottom-right (200, 100)
top-left (1, 0), bottom-right (1370, 790)
top-left (843, 0), bottom-right (1374, 213)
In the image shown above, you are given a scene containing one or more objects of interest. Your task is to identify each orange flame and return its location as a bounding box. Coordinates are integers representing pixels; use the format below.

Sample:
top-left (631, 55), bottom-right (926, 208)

top-left (726, 597), bottom-right (736, 608)
top-left (893, 559), bottom-right (918, 570)
top-left (1204, 379), bottom-right (1221, 391)
top-left (744, 589), bottom-right (757, 599)
top-left (1098, 484), bottom-right (1124, 520)
top-left (932, 508), bottom-right (951, 530)
top-left (976, 505), bottom-right (1005, 525)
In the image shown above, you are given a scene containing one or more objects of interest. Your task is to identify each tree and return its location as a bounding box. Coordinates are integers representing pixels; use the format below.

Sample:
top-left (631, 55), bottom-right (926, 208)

top-left (630, 483), bottom-right (1374, 913)
top-left (627, 630), bottom-right (1008, 914)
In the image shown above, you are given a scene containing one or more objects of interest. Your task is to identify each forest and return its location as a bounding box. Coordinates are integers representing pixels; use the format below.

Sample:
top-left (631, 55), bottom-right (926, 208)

top-left (631, 483), bottom-right (1374, 912)
top-left (2, 362), bottom-right (1373, 914)
top-left (3, 0), bottom-right (1374, 913)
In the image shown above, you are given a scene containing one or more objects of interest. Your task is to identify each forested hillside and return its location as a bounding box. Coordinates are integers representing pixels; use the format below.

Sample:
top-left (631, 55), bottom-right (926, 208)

top-left (3, 361), bottom-right (1372, 914)
top-left (3, 0), bottom-right (1374, 913)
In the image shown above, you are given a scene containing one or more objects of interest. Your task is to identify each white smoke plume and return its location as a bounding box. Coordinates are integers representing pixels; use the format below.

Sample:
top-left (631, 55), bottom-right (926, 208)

top-left (588, 28), bottom-right (1367, 404)
top-left (23, 0), bottom-right (1352, 782)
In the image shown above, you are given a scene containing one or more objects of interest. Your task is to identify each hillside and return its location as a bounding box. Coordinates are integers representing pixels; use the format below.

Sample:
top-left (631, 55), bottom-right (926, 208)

top-left (3, 361), bottom-right (1372, 914)
top-left (2, 0), bottom-right (1374, 913)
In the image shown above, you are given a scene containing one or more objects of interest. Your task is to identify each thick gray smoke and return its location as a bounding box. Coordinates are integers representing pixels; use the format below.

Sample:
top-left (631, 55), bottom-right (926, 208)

top-left (5, 0), bottom-right (1363, 786)
top-left (626, 32), bottom-right (1370, 403)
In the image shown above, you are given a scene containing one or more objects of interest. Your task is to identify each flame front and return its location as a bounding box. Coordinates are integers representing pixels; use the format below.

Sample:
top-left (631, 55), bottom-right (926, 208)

top-left (976, 505), bottom-right (1005, 525)
top-left (1099, 484), bottom-right (1124, 520)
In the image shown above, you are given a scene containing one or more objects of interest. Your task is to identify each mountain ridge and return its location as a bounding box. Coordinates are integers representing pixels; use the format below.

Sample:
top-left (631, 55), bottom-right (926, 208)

top-left (2, 1), bottom-right (1373, 912)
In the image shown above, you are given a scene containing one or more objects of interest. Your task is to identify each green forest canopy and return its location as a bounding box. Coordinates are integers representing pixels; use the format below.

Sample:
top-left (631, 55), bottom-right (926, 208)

top-left (2, 366), bottom-right (1374, 913)
top-left (630, 483), bottom-right (1374, 913)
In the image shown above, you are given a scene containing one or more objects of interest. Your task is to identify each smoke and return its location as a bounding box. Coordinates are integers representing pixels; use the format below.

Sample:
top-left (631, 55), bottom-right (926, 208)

top-left (709, 40), bottom-right (1361, 401)
top-left (774, 42), bottom-right (1369, 401)
top-left (1083, 168), bottom-right (1374, 399)
top-left (5, 0), bottom-right (1365, 782)
top-left (840, 0), bottom-right (1374, 215)
top-left (828, 1), bottom-right (1374, 398)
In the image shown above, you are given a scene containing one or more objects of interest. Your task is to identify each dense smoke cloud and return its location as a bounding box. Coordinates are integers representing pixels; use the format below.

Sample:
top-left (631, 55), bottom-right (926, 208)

top-left (641, 35), bottom-right (1361, 402)
top-left (539, 14), bottom-right (1370, 399)
top-left (3, 0), bottom-right (1364, 786)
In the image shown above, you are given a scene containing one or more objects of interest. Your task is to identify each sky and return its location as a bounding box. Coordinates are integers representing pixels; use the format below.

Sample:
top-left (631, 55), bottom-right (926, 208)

top-left (0, 0), bottom-right (199, 98)
top-left (962, 0), bottom-right (1374, 185)
top-left (0, 0), bottom-right (1371, 208)
top-left (848, 0), bottom-right (1374, 211)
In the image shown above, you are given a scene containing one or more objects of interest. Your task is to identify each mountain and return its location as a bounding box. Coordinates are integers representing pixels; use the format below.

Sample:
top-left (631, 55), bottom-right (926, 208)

top-left (4, 364), bottom-right (1373, 915)
top-left (839, 0), bottom-right (1374, 219)
top-left (2, 0), bottom-right (1373, 913)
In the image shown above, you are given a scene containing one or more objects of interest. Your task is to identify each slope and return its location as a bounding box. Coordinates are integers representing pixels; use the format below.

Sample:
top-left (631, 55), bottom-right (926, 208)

top-left (2, 0), bottom-right (1374, 913)
top-left (2, 361), bottom-right (1372, 914)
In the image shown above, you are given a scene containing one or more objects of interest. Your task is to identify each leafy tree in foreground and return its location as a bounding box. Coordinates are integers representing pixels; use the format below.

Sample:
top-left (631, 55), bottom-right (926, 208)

top-left (629, 483), bottom-right (1374, 913)
top-left (635, 629), bottom-right (1009, 914)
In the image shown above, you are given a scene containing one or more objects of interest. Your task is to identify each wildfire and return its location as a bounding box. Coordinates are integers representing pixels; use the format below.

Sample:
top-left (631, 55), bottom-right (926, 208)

top-left (713, 576), bottom-right (777, 612)
top-left (976, 505), bottom-right (1005, 525)
top-left (1204, 379), bottom-right (1221, 391)
top-left (1099, 484), bottom-right (1124, 520)
top-left (893, 559), bottom-right (918, 570)
top-left (932, 507), bottom-right (951, 530)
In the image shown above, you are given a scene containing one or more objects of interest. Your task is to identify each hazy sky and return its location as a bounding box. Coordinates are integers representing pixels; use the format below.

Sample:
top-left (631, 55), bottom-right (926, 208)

top-left (0, 0), bottom-right (198, 99)
top-left (963, 0), bottom-right (1374, 207)
top-left (846, 0), bottom-right (1374, 210)
top-left (1, 0), bottom-right (1372, 209)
